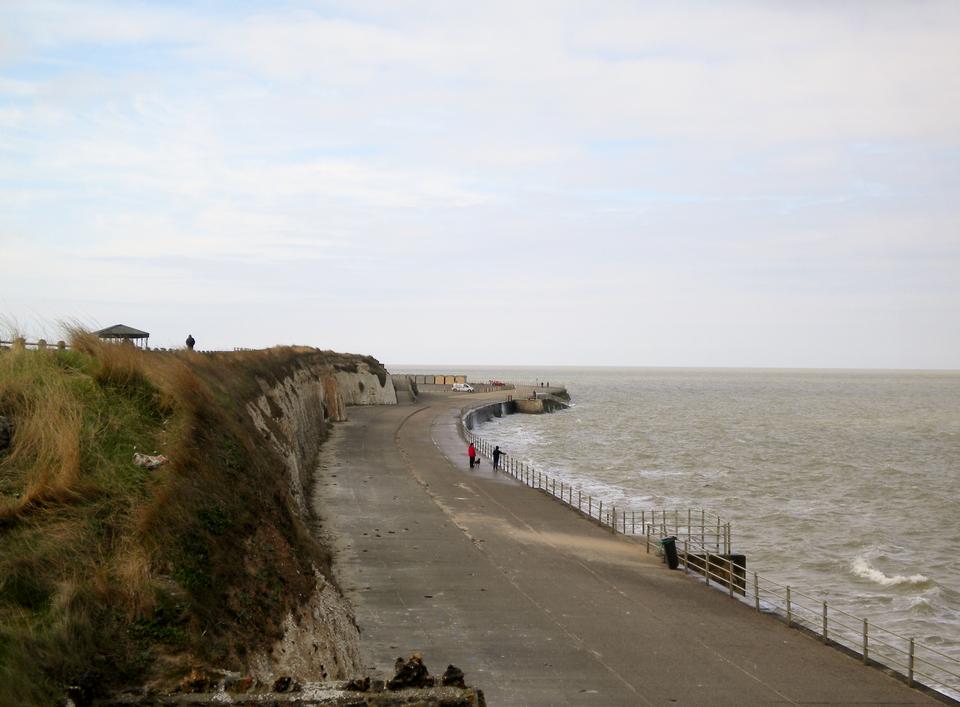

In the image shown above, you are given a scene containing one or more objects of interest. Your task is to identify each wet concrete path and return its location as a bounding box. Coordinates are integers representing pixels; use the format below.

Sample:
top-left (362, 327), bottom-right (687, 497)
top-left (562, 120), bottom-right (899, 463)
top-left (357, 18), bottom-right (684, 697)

top-left (315, 393), bottom-right (939, 706)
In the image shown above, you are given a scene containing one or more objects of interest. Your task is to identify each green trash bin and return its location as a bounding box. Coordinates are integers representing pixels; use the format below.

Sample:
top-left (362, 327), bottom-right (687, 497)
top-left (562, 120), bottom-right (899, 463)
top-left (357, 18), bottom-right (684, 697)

top-left (660, 536), bottom-right (679, 570)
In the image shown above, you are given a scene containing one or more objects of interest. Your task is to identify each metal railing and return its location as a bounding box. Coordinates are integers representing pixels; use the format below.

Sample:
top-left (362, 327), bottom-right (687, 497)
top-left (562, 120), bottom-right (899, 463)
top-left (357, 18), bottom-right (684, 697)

top-left (466, 432), bottom-right (730, 554)
top-left (495, 380), bottom-right (566, 391)
top-left (466, 428), bottom-right (960, 701)
top-left (411, 380), bottom-right (568, 396)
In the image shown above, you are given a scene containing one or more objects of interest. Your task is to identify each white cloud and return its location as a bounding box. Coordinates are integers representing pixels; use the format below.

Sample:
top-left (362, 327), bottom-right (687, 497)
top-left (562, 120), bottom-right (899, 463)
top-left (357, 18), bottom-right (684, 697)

top-left (1, 1), bottom-right (958, 366)
top-left (6, 0), bottom-right (209, 47)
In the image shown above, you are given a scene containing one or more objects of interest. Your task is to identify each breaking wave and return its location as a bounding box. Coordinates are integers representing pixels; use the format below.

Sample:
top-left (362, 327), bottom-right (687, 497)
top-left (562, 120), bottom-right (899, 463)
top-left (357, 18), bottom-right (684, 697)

top-left (851, 557), bottom-right (931, 588)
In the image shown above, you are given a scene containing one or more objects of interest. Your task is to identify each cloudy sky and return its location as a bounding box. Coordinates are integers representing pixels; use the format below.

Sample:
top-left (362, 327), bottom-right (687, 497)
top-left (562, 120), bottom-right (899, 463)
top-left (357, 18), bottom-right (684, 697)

top-left (1, 1), bottom-right (958, 368)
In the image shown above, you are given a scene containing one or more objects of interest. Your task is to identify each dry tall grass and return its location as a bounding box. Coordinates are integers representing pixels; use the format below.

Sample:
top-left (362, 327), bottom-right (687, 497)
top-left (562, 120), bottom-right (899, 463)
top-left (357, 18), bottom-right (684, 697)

top-left (0, 333), bottom-right (364, 706)
top-left (0, 370), bottom-right (83, 523)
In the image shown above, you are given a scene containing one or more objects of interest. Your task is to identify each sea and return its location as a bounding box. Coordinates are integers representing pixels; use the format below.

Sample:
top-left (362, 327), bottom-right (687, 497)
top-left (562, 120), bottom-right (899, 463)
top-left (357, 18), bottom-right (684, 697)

top-left (396, 365), bottom-right (960, 676)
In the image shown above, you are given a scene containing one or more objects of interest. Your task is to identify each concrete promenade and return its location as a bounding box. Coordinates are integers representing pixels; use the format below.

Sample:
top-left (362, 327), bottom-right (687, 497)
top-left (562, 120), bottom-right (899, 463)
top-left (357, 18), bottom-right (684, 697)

top-left (315, 391), bottom-right (941, 706)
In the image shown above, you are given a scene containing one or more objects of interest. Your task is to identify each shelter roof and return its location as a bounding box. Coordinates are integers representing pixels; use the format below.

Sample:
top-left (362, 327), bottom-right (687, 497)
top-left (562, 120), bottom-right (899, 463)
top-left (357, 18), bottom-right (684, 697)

top-left (94, 324), bottom-right (150, 339)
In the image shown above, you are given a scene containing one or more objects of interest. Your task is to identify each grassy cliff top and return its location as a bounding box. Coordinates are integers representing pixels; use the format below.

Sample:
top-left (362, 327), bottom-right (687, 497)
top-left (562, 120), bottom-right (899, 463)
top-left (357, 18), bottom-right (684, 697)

top-left (0, 337), bottom-right (385, 706)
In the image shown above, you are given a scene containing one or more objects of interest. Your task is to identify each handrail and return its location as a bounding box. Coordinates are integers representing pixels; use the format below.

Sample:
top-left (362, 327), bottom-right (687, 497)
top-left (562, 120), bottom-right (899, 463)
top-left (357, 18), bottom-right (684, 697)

top-left (0, 338), bottom-right (71, 350)
top-left (465, 426), bottom-right (960, 700)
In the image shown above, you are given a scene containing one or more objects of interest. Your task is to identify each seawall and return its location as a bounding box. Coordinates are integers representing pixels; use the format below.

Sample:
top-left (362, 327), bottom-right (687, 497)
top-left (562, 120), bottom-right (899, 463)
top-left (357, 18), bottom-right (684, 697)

top-left (306, 393), bottom-right (946, 705)
top-left (461, 394), bottom-right (568, 434)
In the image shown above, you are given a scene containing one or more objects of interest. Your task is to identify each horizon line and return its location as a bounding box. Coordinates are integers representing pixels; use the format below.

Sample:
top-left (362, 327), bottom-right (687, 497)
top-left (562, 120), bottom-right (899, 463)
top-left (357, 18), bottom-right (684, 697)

top-left (386, 362), bottom-right (960, 374)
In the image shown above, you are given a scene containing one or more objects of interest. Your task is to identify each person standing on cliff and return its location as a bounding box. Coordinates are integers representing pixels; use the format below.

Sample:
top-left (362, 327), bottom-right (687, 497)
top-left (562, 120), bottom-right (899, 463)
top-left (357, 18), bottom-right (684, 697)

top-left (185, 334), bottom-right (195, 351)
top-left (468, 442), bottom-right (476, 468)
top-left (492, 445), bottom-right (503, 470)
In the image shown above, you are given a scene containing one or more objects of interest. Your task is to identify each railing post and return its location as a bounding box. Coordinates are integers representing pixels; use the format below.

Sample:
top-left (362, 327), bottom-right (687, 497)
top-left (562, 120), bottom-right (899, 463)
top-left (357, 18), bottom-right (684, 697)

top-left (753, 572), bottom-right (760, 611)
top-left (727, 556), bottom-right (734, 597)
top-left (611, 506), bottom-right (616, 535)
top-left (632, 510), bottom-right (635, 534)
top-left (645, 532), bottom-right (650, 553)
top-left (862, 619), bottom-right (869, 664)
top-left (822, 602), bottom-right (828, 643)
top-left (908, 638), bottom-right (915, 686)
top-left (687, 508), bottom-right (691, 539)
top-left (578, 490), bottom-right (582, 510)
top-left (701, 509), bottom-right (705, 548)
top-left (786, 586), bottom-right (792, 627)
top-left (716, 517), bottom-right (721, 552)
top-left (599, 500), bottom-right (603, 525)
top-left (588, 496), bottom-right (592, 517)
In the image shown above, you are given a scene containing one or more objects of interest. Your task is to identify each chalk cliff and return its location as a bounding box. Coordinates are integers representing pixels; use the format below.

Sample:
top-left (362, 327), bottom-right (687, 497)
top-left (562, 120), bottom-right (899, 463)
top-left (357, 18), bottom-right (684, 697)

top-left (246, 358), bottom-right (397, 680)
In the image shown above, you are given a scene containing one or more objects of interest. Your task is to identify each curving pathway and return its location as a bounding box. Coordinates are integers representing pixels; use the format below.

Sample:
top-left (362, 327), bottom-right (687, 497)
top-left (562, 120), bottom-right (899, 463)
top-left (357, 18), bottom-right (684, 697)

top-left (314, 392), bottom-right (941, 706)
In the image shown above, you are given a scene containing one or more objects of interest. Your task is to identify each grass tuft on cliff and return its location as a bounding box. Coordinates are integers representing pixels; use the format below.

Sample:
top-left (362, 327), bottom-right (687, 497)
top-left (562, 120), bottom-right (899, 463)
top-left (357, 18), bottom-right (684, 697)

top-left (0, 335), bottom-right (384, 706)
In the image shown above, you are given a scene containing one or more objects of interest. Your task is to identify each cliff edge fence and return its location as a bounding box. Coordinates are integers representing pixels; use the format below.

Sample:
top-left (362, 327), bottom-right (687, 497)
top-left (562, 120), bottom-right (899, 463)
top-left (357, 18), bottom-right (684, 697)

top-left (0, 336), bottom-right (397, 706)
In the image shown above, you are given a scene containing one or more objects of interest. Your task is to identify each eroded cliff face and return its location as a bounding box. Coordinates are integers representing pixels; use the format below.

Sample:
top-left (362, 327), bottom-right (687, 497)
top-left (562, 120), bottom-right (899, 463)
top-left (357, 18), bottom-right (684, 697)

top-left (248, 364), bottom-right (396, 515)
top-left (247, 571), bottom-right (364, 683)
top-left (245, 359), bottom-right (397, 680)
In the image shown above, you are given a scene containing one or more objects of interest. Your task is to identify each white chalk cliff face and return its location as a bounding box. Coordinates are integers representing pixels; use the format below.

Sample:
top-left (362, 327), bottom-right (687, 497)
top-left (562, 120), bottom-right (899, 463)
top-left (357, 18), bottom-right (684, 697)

top-left (248, 364), bottom-right (397, 515)
top-left (246, 360), bottom-right (397, 680)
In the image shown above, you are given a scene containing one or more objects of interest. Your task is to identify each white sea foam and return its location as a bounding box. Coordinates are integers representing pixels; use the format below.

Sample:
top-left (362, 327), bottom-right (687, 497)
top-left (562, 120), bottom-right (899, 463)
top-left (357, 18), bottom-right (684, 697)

top-left (852, 557), bottom-right (931, 588)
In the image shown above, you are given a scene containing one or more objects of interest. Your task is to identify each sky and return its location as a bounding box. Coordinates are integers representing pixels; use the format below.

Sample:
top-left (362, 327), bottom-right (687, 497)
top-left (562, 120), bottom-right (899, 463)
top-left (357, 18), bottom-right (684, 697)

top-left (1, 1), bottom-right (958, 369)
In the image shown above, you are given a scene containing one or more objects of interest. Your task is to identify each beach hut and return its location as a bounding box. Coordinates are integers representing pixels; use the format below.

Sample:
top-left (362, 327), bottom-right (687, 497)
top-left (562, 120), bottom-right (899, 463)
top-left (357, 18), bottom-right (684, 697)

top-left (94, 324), bottom-right (150, 349)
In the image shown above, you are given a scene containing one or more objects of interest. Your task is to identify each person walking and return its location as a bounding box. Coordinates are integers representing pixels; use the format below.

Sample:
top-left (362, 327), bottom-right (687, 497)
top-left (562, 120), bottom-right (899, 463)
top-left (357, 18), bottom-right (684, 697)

top-left (492, 445), bottom-right (503, 470)
top-left (185, 334), bottom-right (195, 351)
top-left (468, 442), bottom-right (476, 469)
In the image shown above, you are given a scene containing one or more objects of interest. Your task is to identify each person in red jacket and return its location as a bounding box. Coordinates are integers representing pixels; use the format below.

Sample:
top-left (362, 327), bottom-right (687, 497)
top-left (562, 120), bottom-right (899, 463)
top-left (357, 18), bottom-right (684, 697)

top-left (468, 442), bottom-right (476, 468)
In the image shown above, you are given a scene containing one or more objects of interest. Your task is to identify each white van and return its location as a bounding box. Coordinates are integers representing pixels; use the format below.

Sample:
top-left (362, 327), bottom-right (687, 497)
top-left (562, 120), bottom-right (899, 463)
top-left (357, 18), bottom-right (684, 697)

top-left (452, 383), bottom-right (474, 392)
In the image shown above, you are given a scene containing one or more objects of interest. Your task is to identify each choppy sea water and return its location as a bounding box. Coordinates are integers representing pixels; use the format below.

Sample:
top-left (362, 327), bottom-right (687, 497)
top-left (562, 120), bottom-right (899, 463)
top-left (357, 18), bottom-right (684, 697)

top-left (398, 365), bottom-right (960, 667)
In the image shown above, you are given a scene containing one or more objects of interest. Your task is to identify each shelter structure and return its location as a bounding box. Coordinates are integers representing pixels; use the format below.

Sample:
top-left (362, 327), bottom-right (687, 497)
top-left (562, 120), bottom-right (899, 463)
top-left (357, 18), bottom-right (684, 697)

top-left (94, 324), bottom-right (150, 349)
